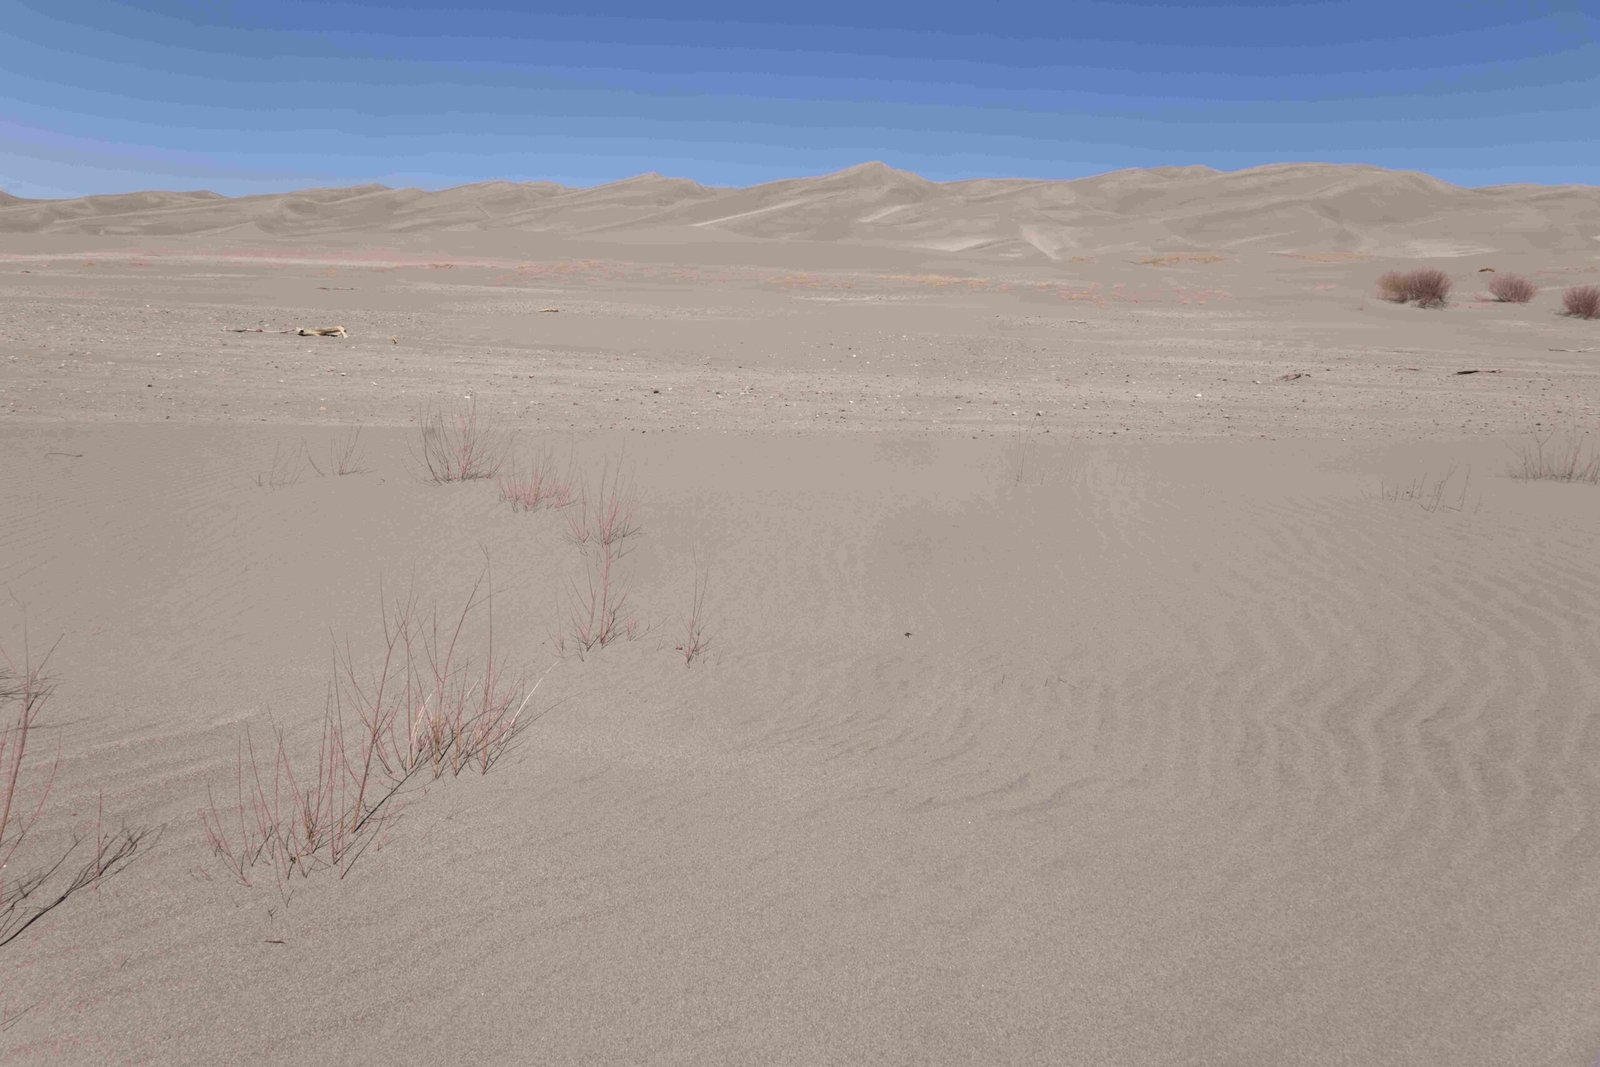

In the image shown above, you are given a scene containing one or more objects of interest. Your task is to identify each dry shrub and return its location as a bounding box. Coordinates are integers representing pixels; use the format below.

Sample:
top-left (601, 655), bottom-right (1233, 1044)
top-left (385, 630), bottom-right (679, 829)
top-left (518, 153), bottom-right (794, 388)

top-left (200, 565), bottom-right (545, 897)
top-left (2, 637), bottom-right (150, 948)
top-left (306, 425), bottom-right (368, 478)
top-left (678, 554), bottom-right (711, 667)
top-left (1488, 273), bottom-right (1537, 303)
top-left (1562, 285), bottom-right (1600, 320)
top-left (1407, 269), bottom-right (1452, 308)
top-left (497, 447), bottom-right (578, 513)
top-left (1377, 268), bottom-right (1452, 307)
top-left (413, 399), bottom-right (510, 483)
top-left (1377, 271), bottom-right (1411, 302)
top-left (1508, 432), bottom-right (1600, 484)
top-left (556, 455), bottom-right (643, 658)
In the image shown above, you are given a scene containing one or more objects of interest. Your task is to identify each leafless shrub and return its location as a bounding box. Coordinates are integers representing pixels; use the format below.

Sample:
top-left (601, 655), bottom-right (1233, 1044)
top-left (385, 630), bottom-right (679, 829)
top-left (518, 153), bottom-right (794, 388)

top-left (1488, 273), bottom-right (1537, 303)
top-left (255, 443), bottom-right (308, 490)
top-left (2, 636), bottom-right (151, 948)
top-left (563, 455), bottom-right (642, 557)
top-left (1377, 271), bottom-right (1411, 302)
top-left (1377, 268), bottom-right (1451, 307)
top-left (1508, 432), bottom-right (1600, 484)
top-left (306, 425), bottom-right (369, 478)
top-left (1408, 269), bottom-right (1452, 308)
top-left (1562, 285), bottom-right (1600, 320)
top-left (556, 545), bottom-right (638, 659)
top-left (200, 562), bottom-right (548, 899)
top-left (677, 553), bottom-right (711, 666)
top-left (497, 446), bottom-right (578, 513)
top-left (412, 399), bottom-right (510, 483)
top-left (555, 454), bottom-right (644, 659)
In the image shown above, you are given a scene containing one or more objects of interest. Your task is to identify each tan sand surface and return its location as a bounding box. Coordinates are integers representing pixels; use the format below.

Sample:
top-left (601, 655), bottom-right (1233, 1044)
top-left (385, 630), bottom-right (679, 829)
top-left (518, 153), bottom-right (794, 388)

top-left (2, 164), bottom-right (1599, 1064)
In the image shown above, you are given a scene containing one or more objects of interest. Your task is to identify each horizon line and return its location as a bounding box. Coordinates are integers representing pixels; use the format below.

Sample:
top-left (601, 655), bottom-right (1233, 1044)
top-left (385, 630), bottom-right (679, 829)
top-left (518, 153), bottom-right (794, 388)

top-left (5, 159), bottom-right (1598, 203)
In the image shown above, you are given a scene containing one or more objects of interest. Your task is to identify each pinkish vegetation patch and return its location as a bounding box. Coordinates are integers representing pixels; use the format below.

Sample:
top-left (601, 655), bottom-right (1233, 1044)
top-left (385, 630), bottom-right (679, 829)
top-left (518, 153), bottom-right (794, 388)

top-left (556, 456), bottom-right (643, 658)
top-left (1562, 285), bottom-right (1600, 320)
top-left (200, 565), bottom-right (544, 898)
top-left (497, 447), bottom-right (579, 513)
top-left (1487, 273), bottom-right (1537, 303)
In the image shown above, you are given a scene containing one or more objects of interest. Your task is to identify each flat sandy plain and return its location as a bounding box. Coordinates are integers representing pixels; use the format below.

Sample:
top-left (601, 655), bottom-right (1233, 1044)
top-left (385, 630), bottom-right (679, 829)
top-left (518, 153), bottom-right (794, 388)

top-left (2, 164), bottom-right (1600, 1064)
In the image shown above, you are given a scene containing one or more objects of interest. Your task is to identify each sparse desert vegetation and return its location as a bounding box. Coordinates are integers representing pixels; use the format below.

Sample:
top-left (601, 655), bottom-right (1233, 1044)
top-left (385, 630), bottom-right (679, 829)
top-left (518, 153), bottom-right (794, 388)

top-left (1, 636), bottom-right (150, 948)
top-left (556, 455), bottom-right (643, 658)
top-left (255, 442), bottom-right (309, 490)
top-left (1372, 465), bottom-right (1475, 512)
top-left (413, 398), bottom-right (511, 483)
top-left (1376, 270), bottom-right (1410, 302)
top-left (200, 564), bottom-right (541, 895)
top-left (1508, 432), bottom-right (1600, 484)
top-left (1377, 267), bottom-right (1451, 307)
top-left (678, 554), bottom-right (712, 667)
top-left (497, 445), bottom-right (579, 513)
top-left (1562, 285), bottom-right (1600, 320)
top-left (306, 425), bottom-right (369, 478)
top-left (1487, 272), bottom-right (1537, 303)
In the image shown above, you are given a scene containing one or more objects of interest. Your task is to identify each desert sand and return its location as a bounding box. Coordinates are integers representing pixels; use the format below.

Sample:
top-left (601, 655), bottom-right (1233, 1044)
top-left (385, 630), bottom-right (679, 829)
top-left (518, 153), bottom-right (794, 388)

top-left (2, 163), bottom-right (1599, 1065)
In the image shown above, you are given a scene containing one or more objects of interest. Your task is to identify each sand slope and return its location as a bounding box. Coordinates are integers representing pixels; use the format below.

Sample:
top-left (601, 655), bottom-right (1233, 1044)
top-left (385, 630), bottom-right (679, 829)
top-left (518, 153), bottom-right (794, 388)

top-left (3, 428), bottom-right (1600, 1065)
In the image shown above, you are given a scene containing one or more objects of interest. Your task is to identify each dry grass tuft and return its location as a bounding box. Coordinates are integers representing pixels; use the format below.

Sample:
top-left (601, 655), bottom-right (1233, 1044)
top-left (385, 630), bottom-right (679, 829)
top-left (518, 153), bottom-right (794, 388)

top-left (497, 447), bottom-right (579, 513)
top-left (556, 454), bottom-right (643, 658)
top-left (678, 553), bottom-right (711, 666)
top-left (1487, 273), bottom-right (1537, 303)
top-left (1561, 285), bottom-right (1600, 320)
top-left (255, 443), bottom-right (308, 490)
top-left (306, 425), bottom-right (369, 478)
top-left (1372, 465), bottom-right (1475, 513)
top-left (1508, 432), bottom-right (1600, 484)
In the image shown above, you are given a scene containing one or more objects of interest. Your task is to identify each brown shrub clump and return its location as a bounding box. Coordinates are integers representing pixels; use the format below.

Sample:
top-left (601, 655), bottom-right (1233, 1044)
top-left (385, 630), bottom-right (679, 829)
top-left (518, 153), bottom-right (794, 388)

top-left (1406, 268), bottom-right (1452, 308)
top-left (1376, 271), bottom-right (1410, 302)
top-left (1488, 273), bottom-right (1537, 303)
top-left (1562, 285), bottom-right (1600, 320)
top-left (1376, 268), bottom-right (1452, 307)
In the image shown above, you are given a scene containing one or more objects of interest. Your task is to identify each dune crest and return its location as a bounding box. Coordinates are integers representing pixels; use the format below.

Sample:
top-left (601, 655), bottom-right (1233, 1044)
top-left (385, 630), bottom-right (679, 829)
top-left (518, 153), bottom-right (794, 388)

top-left (4, 162), bottom-right (1598, 257)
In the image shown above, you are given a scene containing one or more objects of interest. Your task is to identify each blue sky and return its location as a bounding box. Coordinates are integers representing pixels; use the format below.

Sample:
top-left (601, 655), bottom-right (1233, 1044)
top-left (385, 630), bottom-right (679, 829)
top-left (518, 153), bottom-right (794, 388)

top-left (1, 0), bottom-right (1596, 198)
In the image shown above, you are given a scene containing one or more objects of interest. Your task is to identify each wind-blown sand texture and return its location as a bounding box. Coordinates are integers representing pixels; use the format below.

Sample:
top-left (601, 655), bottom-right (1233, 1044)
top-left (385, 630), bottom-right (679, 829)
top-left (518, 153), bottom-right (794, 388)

top-left (2, 163), bottom-right (1600, 1065)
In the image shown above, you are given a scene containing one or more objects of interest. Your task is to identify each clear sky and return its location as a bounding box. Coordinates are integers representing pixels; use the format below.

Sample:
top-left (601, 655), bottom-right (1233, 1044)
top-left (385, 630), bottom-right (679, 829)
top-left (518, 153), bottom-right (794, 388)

top-left (1, 0), bottom-right (1596, 198)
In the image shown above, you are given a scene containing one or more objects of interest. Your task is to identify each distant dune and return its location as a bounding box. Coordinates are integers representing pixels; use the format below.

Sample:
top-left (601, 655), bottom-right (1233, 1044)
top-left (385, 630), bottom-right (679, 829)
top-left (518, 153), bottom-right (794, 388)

top-left (3, 160), bottom-right (1599, 259)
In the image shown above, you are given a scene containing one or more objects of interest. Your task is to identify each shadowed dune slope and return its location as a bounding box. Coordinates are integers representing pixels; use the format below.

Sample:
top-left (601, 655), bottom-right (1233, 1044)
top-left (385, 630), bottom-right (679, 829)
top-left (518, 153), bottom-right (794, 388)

top-left (5, 162), bottom-right (1598, 258)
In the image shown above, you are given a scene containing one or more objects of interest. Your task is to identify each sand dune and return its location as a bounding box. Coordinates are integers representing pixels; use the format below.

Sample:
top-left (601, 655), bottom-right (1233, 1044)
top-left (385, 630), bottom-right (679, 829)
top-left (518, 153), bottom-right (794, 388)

top-left (5, 162), bottom-right (1599, 258)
